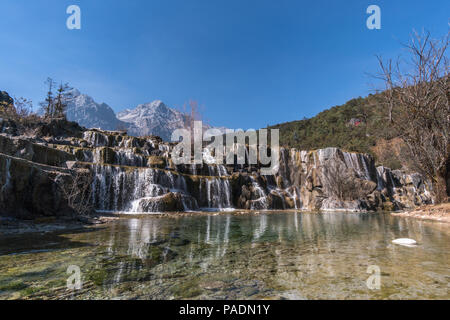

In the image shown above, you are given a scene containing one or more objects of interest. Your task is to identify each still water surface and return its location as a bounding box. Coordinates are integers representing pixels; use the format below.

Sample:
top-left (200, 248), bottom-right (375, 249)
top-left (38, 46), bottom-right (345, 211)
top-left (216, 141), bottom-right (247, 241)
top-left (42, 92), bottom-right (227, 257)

top-left (0, 211), bottom-right (449, 299)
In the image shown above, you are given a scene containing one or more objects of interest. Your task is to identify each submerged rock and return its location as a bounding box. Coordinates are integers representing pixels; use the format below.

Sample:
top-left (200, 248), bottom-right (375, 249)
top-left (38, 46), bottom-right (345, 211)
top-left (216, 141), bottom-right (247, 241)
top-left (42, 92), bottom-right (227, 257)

top-left (392, 238), bottom-right (417, 246)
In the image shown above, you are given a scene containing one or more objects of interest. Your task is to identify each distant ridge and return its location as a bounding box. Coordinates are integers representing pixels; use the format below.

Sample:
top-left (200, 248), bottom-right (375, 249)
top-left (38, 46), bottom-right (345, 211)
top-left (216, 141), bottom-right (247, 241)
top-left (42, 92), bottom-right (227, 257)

top-left (65, 89), bottom-right (225, 141)
top-left (65, 89), bottom-right (127, 131)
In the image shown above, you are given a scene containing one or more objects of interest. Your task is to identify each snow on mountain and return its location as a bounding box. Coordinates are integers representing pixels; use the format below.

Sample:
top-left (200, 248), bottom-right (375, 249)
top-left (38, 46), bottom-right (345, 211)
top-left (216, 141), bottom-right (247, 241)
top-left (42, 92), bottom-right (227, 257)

top-left (117, 100), bottom-right (189, 140)
top-left (65, 90), bottom-right (226, 141)
top-left (65, 89), bottom-right (127, 131)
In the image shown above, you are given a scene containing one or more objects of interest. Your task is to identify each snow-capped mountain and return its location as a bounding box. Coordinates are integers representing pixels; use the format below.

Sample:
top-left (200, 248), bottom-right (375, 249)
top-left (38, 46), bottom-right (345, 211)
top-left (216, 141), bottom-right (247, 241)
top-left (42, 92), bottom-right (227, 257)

top-left (65, 89), bottom-right (127, 131)
top-left (117, 100), bottom-right (189, 140)
top-left (64, 90), bottom-right (225, 141)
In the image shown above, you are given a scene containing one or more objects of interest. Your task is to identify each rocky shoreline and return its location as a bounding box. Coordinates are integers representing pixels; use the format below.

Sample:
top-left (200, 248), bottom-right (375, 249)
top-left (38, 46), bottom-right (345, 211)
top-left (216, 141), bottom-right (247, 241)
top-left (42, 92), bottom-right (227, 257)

top-left (392, 203), bottom-right (450, 223)
top-left (0, 214), bottom-right (120, 236)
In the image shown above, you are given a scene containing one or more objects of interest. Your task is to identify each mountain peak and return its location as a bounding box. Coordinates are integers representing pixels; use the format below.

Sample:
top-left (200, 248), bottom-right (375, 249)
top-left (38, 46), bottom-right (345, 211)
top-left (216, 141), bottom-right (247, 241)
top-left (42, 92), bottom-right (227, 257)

top-left (64, 89), bottom-right (126, 131)
top-left (64, 90), bottom-right (225, 141)
top-left (117, 100), bottom-right (186, 140)
top-left (68, 88), bottom-right (81, 97)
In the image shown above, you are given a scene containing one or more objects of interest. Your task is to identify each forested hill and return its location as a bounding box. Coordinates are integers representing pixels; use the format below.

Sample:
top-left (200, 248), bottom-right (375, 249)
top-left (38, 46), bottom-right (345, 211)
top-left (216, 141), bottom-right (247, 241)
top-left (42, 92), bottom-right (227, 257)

top-left (267, 93), bottom-right (401, 166)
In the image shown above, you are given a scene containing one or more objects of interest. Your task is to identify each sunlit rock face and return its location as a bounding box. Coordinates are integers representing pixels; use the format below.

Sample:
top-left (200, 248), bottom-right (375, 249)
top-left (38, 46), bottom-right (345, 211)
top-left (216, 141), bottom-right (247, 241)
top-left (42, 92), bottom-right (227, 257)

top-left (275, 147), bottom-right (432, 211)
top-left (0, 121), bottom-right (432, 217)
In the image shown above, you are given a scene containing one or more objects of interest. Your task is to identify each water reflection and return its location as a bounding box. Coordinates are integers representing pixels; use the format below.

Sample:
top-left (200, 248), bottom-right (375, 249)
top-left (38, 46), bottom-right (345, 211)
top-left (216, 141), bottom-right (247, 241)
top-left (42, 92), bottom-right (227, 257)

top-left (0, 212), bottom-right (448, 300)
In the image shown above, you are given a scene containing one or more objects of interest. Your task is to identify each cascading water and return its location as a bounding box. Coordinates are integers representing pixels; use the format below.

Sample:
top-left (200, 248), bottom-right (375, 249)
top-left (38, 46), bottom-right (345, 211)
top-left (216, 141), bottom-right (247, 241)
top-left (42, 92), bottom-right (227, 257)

top-left (1, 158), bottom-right (11, 195)
top-left (250, 177), bottom-right (269, 210)
top-left (115, 150), bottom-right (147, 167)
top-left (79, 128), bottom-right (432, 213)
top-left (201, 177), bottom-right (232, 210)
top-left (91, 164), bottom-right (198, 213)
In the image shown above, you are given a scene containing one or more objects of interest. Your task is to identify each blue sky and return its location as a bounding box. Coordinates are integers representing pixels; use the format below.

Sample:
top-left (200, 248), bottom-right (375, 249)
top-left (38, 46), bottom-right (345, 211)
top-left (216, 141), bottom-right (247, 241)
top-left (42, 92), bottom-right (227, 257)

top-left (0, 0), bottom-right (448, 129)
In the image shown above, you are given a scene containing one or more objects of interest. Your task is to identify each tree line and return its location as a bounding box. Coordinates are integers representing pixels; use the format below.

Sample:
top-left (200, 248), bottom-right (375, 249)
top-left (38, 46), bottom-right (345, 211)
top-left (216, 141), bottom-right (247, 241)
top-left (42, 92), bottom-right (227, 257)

top-left (0, 77), bottom-right (72, 122)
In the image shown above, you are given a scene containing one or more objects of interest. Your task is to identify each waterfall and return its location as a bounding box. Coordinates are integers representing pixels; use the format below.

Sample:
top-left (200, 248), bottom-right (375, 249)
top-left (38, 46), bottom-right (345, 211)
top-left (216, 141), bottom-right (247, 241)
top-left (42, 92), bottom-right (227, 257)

top-left (250, 177), bottom-right (269, 210)
top-left (83, 131), bottom-right (109, 147)
top-left (202, 177), bottom-right (232, 210)
top-left (92, 165), bottom-right (188, 212)
top-left (360, 155), bottom-right (371, 180)
top-left (388, 171), bottom-right (397, 191)
top-left (115, 150), bottom-right (146, 167)
top-left (82, 149), bottom-right (94, 162)
top-left (376, 166), bottom-right (386, 190)
top-left (81, 125), bottom-right (431, 213)
top-left (1, 158), bottom-right (11, 194)
top-left (342, 151), bottom-right (372, 181)
top-left (286, 187), bottom-right (299, 210)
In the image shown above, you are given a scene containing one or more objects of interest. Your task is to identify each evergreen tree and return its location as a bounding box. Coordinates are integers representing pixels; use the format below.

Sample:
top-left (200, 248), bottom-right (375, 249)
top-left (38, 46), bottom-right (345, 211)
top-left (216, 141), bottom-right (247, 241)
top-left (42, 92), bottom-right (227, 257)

top-left (39, 78), bottom-right (72, 120)
top-left (39, 78), bottom-right (55, 120)
top-left (54, 82), bottom-right (73, 119)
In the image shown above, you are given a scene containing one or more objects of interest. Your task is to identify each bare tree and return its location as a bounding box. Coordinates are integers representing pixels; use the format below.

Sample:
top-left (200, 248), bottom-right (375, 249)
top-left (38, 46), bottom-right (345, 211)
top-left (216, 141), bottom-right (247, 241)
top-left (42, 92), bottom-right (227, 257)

top-left (376, 29), bottom-right (449, 203)
top-left (321, 161), bottom-right (362, 201)
top-left (13, 97), bottom-right (33, 118)
top-left (182, 100), bottom-right (203, 128)
top-left (182, 100), bottom-right (206, 145)
top-left (55, 169), bottom-right (94, 216)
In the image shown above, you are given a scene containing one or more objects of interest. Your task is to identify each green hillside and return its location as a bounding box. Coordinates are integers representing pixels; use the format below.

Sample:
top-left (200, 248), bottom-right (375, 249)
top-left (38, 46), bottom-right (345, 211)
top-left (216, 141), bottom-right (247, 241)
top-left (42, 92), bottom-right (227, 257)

top-left (268, 93), bottom-right (396, 157)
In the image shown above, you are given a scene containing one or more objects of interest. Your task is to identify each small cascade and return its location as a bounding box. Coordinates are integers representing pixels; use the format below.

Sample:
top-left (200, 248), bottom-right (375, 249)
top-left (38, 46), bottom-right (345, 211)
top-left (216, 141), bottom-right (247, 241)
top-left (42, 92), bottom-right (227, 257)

top-left (115, 150), bottom-right (146, 167)
top-left (205, 164), bottom-right (229, 177)
top-left (93, 148), bottom-right (102, 164)
top-left (286, 187), bottom-right (300, 210)
top-left (250, 177), bottom-right (269, 210)
top-left (1, 158), bottom-right (11, 194)
top-left (376, 166), bottom-right (397, 193)
top-left (82, 149), bottom-right (94, 162)
top-left (217, 165), bottom-right (229, 177)
top-left (202, 177), bottom-right (232, 210)
top-left (388, 170), bottom-right (397, 191)
top-left (158, 144), bottom-right (170, 157)
top-left (342, 151), bottom-right (372, 180)
top-left (360, 155), bottom-right (372, 180)
top-left (77, 127), bottom-right (433, 213)
top-left (91, 164), bottom-right (197, 213)
top-left (83, 131), bottom-right (110, 147)
top-left (376, 166), bottom-right (386, 190)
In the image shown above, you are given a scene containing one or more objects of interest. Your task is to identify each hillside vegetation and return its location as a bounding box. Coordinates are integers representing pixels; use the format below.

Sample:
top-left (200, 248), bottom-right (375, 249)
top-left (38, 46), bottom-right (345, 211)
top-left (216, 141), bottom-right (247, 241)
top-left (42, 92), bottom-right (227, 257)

top-left (268, 93), bottom-right (404, 168)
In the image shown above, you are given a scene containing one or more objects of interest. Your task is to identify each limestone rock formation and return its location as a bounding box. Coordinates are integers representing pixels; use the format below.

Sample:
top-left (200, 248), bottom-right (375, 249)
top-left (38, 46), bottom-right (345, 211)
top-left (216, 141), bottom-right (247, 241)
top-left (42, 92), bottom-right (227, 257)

top-left (0, 119), bottom-right (432, 218)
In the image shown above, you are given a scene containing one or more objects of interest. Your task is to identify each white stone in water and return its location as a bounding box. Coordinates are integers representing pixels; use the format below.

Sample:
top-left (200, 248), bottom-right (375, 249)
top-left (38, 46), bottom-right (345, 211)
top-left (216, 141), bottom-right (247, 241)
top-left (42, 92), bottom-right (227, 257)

top-left (392, 238), bottom-right (417, 246)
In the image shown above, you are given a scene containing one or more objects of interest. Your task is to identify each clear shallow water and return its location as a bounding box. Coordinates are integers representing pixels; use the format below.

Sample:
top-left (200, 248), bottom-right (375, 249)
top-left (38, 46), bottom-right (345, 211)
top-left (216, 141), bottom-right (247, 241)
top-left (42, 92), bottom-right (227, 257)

top-left (0, 211), bottom-right (449, 300)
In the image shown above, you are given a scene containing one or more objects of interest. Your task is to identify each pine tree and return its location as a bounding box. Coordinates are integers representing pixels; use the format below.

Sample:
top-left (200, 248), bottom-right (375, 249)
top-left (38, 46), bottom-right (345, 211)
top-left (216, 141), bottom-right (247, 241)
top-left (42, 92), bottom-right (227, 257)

top-left (54, 82), bottom-right (73, 119)
top-left (39, 78), bottom-right (55, 120)
top-left (39, 79), bottom-right (73, 120)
